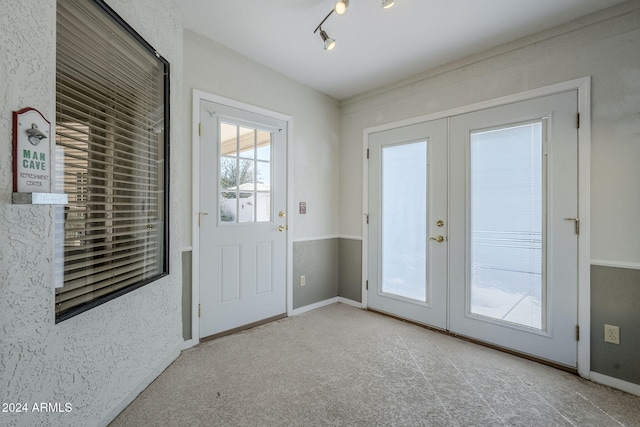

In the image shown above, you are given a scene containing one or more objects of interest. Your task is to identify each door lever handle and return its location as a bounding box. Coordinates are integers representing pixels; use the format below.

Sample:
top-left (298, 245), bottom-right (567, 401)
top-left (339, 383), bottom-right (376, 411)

top-left (429, 235), bottom-right (445, 243)
top-left (277, 225), bottom-right (288, 232)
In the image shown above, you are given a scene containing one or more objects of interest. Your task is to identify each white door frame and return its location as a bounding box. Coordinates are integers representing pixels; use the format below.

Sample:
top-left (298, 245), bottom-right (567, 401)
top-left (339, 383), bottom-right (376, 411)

top-left (362, 77), bottom-right (591, 377)
top-left (189, 89), bottom-right (294, 346)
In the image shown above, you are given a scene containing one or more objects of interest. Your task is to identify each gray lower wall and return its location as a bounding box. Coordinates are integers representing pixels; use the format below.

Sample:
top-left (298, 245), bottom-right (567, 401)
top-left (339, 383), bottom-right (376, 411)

top-left (293, 239), bottom-right (339, 309)
top-left (591, 265), bottom-right (640, 385)
top-left (182, 251), bottom-right (192, 340)
top-left (292, 238), bottom-right (364, 309)
top-left (339, 239), bottom-right (363, 302)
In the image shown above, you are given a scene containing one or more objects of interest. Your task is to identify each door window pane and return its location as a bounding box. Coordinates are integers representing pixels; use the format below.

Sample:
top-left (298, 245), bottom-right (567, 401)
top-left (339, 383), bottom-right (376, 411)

top-left (256, 130), bottom-right (271, 161)
top-left (238, 192), bottom-right (255, 223)
top-left (238, 127), bottom-right (255, 159)
top-left (469, 122), bottom-right (544, 329)
top-left (381, 141), bottom-right (427, 302)
top-left (219, 121), bottom-right (272, 223)
top-left (220, 123), bottom-right (238, 157)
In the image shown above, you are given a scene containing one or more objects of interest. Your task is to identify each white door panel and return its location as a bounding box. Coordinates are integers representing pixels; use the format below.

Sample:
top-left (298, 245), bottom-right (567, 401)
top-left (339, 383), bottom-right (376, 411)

top-left (449, 91), bottom-right (578, 367)
top-left (367, 119), bottom-right (448, 329)
top-left (199, 100), bottom-right (287, 338)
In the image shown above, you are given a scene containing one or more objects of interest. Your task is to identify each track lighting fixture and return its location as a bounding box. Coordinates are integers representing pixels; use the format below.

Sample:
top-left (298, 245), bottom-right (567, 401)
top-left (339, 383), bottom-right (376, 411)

top-left (319, 28), bottom-right (336, 50)
top-left (335, 0), bottom-right (349, 15)
top-left (313, 9), bottom-right (337, 51)
top-left (382, 0), bottom-right (395, 9)
top-left (313, 1), bottom-right (396, 51)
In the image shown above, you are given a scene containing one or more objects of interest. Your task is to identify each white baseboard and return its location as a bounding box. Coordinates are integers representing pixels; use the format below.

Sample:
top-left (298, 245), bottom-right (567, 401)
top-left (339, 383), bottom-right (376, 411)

top-left (590, 371), bottom-right (640, 397)
top-left (337, 297), bottom-right (362, 308)
top-left (339, 235), bottom-right (363, 241)
top-left (99, 345), bottom-right (181, 427)
top-left (182, 338), bottom-right (198, 350)
top-left (292, 235), bottom-right (340, 243)
top-left (291, 297), bottom-right (339, 316)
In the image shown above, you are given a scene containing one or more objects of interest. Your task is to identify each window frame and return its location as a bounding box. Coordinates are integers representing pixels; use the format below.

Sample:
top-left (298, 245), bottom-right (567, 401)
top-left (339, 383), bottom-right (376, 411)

top-left (54, 0), bottom-right (170, 323)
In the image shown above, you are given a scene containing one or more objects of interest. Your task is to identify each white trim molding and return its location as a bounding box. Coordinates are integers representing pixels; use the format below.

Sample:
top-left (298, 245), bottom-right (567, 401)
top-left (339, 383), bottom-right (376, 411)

top-left (291, 297), bottom-right (339, 316)
top-left (591, 259), bottom-right (640, 271)
top-left (338, 297), bottom-right (363, 308)
top-left (590, 372), bottom-right (640, 397)
top-left (292, 235), bottom-right (363, 243)
top-left (292, 235), bottom-right (341, 243)
top-left (339, 235), bottom-right (363, 241)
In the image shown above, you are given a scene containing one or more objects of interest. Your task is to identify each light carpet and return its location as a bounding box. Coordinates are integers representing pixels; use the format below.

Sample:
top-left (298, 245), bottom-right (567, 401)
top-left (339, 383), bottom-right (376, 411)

top-left (110, 303), bottom-right (640, 426)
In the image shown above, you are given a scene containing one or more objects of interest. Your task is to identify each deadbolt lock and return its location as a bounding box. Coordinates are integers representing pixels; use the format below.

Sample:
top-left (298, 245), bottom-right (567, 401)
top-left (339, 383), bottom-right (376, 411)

top-left (436, 220), bottom-right (444, 227)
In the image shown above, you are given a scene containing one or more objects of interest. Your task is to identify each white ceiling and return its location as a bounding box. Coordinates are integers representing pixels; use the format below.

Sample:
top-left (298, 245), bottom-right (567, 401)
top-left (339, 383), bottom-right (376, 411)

top-left (173, 0), bottom-right (626, 100)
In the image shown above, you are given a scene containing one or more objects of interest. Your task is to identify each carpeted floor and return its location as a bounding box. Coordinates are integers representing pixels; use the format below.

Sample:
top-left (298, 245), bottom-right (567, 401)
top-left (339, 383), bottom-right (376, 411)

top-left (110, 303), bottom-right (640, 426)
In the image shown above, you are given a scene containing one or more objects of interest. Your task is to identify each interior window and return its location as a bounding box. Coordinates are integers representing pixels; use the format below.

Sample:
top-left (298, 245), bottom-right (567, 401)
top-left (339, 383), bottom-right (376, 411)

top-left (55, 0), bottom-right (170, 322)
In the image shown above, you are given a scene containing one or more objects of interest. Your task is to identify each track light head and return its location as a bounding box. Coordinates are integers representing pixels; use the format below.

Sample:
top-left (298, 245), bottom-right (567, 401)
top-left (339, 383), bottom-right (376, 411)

top-left (320, 29), bottom-right (336, 50)
top-left (382, 0), bottom-right (395, 9)
top-left (335, 0), bottom-right (349, 15)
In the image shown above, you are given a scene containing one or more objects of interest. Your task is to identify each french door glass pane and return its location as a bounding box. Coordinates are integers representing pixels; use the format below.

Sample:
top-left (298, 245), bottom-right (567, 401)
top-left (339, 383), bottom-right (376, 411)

top-left (381, 141), bottom-right (427, 302)
top-left (469, 122), bottom-right (544, 329)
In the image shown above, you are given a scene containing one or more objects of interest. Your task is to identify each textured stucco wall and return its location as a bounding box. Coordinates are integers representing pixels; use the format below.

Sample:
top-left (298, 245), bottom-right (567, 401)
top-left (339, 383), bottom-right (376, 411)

top-left (0, 1), bottom-right (184, 426)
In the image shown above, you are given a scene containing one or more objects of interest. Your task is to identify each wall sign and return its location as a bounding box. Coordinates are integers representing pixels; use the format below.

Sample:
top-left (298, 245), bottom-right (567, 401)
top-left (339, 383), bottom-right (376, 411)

top-left (13, 108), bottom-right (52, 193)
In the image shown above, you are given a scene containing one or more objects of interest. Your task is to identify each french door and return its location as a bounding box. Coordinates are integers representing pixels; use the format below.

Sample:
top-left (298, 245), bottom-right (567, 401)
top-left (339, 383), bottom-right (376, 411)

top-left (449, 91), bottom-right (578, 367)
top-left (367, 119), bottom-right (448, 329)
top-left (367, 91), bottom-right (579, 367)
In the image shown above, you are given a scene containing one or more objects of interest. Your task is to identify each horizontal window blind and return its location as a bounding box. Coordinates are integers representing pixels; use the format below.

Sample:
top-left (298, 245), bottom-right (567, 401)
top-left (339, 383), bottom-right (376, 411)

top-left (55, 0), bottom-right (169, 321)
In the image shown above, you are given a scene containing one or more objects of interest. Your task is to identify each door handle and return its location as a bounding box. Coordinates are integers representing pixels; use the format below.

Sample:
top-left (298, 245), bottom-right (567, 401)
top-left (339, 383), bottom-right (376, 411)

top-left (429, 235), bottom-right (445, 243)
top-left (277, 225), bottom-right (288, 232)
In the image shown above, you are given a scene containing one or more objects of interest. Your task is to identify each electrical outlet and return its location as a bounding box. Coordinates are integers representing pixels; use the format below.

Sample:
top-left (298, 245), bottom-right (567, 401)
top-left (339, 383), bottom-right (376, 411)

top-left (604, 324), bottom-right (620, 345)
top-left (300, 275), bottom-right (306, 287)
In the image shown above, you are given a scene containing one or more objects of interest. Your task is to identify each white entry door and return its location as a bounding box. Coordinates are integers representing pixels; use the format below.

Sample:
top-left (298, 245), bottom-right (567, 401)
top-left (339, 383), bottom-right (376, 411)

top-left (367, 119), bottom-right (448, 329)
top-left (449, 91), bottom-right (579, 367)
top-left (199, 99), bottom-right (287, 338)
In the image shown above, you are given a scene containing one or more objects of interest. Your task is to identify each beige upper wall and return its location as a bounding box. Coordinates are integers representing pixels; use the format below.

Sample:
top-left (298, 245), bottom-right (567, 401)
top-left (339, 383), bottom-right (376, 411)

top-left (339, 1), bottom-right (640, 265)
top-left (181, 30), bottom-right (341, 245)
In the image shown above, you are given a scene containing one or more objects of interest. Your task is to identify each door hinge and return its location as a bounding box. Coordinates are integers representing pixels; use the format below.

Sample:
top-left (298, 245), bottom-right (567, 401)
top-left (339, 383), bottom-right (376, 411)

top-left (366, 149), bottom-right (370, 159)
top-left (366, 280), bottom-right (369, 291)
top-left (564, 217), bottom-right (580, 235)
top-left (576, 325), bottom-right (580, 341)
top-left (365, 214), bottom-right (369, 225)
top-left (199, 122), bottom-right (202, 136)
top-left (198, 304), bottom-right (201, 318)
top-left (576, 113), bottom-right (580, 129)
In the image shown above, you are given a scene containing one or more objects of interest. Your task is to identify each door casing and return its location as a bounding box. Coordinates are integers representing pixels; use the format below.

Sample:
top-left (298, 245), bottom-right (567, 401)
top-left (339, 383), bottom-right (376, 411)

top-left (362, 77), bottom-right (591, 377)
top-left (189, 89), bottom-right (294, 347)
